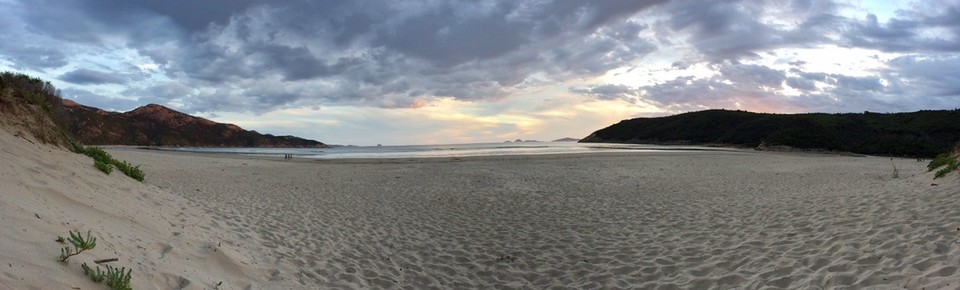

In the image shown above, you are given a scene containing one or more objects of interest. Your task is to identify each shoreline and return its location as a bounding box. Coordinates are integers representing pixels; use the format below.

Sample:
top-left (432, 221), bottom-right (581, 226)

top-left (105, 144), bottom-right (864, 165)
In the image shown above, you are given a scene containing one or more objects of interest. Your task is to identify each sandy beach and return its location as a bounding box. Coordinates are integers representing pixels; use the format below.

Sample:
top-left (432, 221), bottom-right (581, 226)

top-left (3, 127), bottom-right (960, 288)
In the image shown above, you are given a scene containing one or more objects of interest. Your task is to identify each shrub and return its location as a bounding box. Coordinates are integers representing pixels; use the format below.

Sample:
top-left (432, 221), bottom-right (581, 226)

top-left (82, 263), bottom-right (132, 290)
top-left (94, 159), bottom-right (113, 174)
top-left (82, 263), bottom-right (106, 283)
top-left (103, 265), bottom-right (133, 290)
top-left (74, 145), bottom-right (145, 181)
top-left (112, 160), bottom-right (144, 182)
top-left (81, 146), bottom-right (113, 163)
top-left (927, 153), bottom-right (954, 171)
top-left (928, 152), bottom-right (959, 179)
top-left (60, 232), bottom-right (134, 290)
top-left (934, 158), bottom-right (959, 179)
top-left (57, 230), bottom-right (96, 264)
top-left (69, 140), bottom-right (85, 154)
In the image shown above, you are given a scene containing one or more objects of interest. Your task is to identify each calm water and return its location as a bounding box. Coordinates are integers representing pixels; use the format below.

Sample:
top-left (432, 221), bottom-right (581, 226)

top-left (162, 142), bottom-right (736, 159)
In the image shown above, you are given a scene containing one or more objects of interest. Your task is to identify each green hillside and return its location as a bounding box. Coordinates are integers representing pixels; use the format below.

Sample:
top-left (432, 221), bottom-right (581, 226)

top-left (581, 109), bottom-right (960, 157)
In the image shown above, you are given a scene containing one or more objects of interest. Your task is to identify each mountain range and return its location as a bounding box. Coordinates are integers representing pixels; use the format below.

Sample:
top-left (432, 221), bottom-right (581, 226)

top-left (56, 101), bottom-right (326, 147)
top-left (1, 72), bottom-right (325, 148)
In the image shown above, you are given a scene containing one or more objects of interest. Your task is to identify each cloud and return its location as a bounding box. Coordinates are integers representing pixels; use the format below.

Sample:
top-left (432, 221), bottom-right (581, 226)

top-left (59, 69), bottom-right (127, 85)
top-left (577, 58), bottom-right (957, 114)
top-left (569, 84), bottom-right (639, 102)
top-left (843, 7), bottom-right (960, 53)
top-left (0, 45), bottom-right (68, 70)
top-left (6, 0), bottom-right (668, 113)
top-left (718, 64), bottom-right (785, 88)
top-left (786, 77), bottom-right (817, 91)
top-left (2, 0), bottom-right (960, 145)
top-left (660, 0), bottom-right (841, 62)
top-left (0, 1), bottom-right (69, 70)
top-left (60, 88), bottom-right (142, 112)
top-left (886, 55), bottom-right (960, 97)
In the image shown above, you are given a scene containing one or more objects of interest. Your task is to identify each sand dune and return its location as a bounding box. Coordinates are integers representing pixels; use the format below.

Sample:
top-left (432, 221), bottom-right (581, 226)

top-left (0, 128), bottom-right (298, 289)
top-left (106, 145), bottom-right (960, 288)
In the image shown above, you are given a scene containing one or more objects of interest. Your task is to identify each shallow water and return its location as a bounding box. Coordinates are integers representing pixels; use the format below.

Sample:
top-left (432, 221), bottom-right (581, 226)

top-left (163, 142), bottom-right (736, 159)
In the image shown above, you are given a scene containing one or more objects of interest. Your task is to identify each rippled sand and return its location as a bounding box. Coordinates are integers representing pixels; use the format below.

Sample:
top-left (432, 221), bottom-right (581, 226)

top-left (101, 148), bottom-right (960, 289)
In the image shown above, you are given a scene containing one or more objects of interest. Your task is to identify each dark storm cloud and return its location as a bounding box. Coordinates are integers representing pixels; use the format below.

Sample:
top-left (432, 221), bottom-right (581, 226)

top-left (0, 2), bottom-right (69, 70)
top-left (374, 6), bottom-right (528, 67)
top-left (25, 0), bottom-right (262, 36)
top-left (129, 0), bottom-right (666, 112)
top-left (3, 0), bottom-right (960, 115)
top-left (59, 69), bottom-right (127, 85)
top-left (3, 0), bottom-right (663, 113)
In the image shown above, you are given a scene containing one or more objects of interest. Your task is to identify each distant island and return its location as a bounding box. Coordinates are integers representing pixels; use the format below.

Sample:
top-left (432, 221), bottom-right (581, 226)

top-left (552, 137), bottom-right (579, 142)
top-left (1, 72), bottom-right (326, 148)
top-left (581, 109), bottom-right (960, 157)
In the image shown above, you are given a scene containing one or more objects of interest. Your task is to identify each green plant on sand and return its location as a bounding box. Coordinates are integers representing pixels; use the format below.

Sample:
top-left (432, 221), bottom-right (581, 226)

top-left (74, 145), bottom-right (145, 182)
top-left (57, 230), bottom-right (97, 264)
top-left (94, 159), bottom-right (113, 175)
top-left (57, 231), bottom-right (134, 289)
top-left (82, 263), bottom-right (133, 290)
top-left (81, 263), bottom-right (106, 283)
top-left (928, 152), bottom-right (960, 179)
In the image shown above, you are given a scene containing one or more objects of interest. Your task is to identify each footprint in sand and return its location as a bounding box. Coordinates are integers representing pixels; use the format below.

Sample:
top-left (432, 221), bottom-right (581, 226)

top-left (159, 243), bottom-right (173, 259)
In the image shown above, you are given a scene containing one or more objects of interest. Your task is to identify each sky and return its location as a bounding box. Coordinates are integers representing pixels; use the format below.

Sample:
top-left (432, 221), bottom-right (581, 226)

top-left (1, 0), bottom-right (959, 145)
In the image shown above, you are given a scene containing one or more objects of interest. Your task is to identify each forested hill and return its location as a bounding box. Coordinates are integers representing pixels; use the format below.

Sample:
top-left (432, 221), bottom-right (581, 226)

top-left (580, 109), bottom-right (960, 157)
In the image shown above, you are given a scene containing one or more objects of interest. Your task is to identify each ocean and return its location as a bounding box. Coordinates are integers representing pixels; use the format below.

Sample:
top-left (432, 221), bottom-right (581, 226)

top-left (161, 142), bottom-right (737, 159)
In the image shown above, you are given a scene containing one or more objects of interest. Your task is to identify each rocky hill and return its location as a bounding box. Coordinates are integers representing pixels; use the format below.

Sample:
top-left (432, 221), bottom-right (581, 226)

top-left (0, 72), bottom-right (326, 148)
top-left (581, 109), bottom-right (960, 157)
top-left (57, 102), bottom-right (325, 147)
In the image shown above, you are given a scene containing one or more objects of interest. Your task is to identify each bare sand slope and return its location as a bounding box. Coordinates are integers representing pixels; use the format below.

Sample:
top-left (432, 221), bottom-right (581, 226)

top-left (107, 147), bottom-right (960, 289)
top-left (0, 128), bottom-right (299, 289)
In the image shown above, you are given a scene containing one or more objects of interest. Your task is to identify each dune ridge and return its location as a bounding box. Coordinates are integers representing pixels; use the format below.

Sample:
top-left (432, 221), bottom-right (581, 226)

top-left (0, 127), bottom-right (299, 289)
